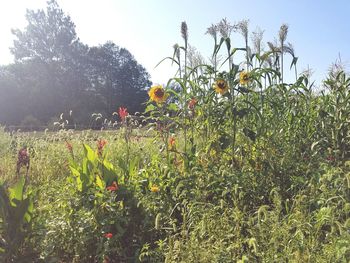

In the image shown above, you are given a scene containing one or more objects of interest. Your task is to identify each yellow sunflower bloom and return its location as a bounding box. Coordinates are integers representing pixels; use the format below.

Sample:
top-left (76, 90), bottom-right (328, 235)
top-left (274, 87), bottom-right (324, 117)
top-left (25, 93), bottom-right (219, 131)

top-left (239, 71), bottom-right (250, 86)
top-left (214, 79), bottom-right (229, 95)
top-left (148, 85), bottom-right (168, 103)
top-left (150, 185), bottom-right (160, 193)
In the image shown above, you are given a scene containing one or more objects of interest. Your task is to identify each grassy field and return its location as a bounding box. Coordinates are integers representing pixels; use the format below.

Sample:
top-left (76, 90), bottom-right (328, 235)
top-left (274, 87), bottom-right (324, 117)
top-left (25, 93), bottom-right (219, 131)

top-left (1, 115), bottom-right (349, 262)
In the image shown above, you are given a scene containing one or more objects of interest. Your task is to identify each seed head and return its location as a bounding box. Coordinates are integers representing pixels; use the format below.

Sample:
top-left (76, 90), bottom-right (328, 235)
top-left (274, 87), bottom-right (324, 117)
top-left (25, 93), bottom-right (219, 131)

top-left (279, 24), bottom-right (289, 44)
top-left (218, 18), bottom-right (234, 38)
top-left (181, 21), bottom-right (188, 45)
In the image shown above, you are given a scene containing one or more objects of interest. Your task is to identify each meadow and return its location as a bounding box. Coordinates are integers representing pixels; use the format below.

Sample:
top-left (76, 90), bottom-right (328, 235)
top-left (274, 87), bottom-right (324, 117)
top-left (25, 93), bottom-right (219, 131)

top-left (0, 21), bottom-right (350, 262)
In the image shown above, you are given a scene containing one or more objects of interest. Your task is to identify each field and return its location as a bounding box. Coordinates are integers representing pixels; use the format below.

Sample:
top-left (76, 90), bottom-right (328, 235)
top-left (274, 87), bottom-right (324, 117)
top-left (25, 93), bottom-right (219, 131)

top-left (1, 22), bottom-right (350, 263)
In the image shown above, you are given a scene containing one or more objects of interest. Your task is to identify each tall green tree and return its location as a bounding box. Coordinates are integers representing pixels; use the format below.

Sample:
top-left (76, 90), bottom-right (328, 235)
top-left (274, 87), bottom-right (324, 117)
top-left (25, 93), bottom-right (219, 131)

top-left (7, 0), bottom-right (90, 125)
top-left (0, 0), bottom-right (151, 127)
top-left (88, 42), bottom-right (151, 115)
top-left (11, 0), bottom-right (80, 63)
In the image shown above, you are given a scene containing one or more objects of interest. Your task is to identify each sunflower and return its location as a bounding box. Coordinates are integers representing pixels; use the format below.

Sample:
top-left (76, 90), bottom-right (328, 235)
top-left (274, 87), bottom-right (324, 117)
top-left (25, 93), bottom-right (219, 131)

top-left (239, 71), bottom-right (250, 86)
top-left (214, 79), bottom-right (229, 95)
top-left (148, 85), bottom-right (168, 103)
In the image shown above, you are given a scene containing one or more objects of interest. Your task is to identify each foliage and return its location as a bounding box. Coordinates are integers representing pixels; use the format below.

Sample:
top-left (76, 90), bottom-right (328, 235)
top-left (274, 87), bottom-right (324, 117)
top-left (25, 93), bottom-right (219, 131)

top-left (0, 17), bottom-right (349, 263)
top-left (0, 178), bottom-right (34, 262)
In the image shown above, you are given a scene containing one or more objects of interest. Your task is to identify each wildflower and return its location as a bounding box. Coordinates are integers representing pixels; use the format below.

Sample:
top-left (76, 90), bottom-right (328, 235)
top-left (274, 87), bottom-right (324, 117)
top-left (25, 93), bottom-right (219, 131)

top-left (214, 79), bottom-right (229, 95)
top-left (169, 136), bottom-right (176, 150)
top-left (150, 185), bottom-right (160, 193)
top-left (97, 139), bottom-right (107, 157)
top-left (118, 107), bottom-right (128, 122)
top-left (16, 147), bottom-right (30, 175)
top-left (106, 181), bottom-right (118, 192)
top-left (326, 155), bottom-right (335, 162)
top-left (65, 141), bottom-right (73, 153)
top-left (104, 233), bottom-right (113, 239)
top-left (148, 85), bottom-right (168, 103)
top-left (188, 98), bottom-right (197, 110)
top-left (18, 148), bottom-right (29, 164)
top-left (239, 71), bottom-right (250, 86)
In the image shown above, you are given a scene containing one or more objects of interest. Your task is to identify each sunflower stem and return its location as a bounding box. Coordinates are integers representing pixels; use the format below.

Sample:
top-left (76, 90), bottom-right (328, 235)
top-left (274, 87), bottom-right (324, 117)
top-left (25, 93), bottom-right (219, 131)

top-left (226, 38), bottom-right (237, 166)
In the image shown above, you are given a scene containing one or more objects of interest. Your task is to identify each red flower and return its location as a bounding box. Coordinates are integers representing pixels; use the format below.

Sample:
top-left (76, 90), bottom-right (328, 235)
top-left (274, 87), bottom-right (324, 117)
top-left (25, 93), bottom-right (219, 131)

top-left (97, 139), bottom-right (107, 156)
top-left (188, 98), bottom-right (197, 110)
top-left (169, 136), bottom-right (176, 150)
top-left (17, 148), bottom-right (29, 166)
top-left (326, 155), bottom-right (335, 162)
top-left (19, 148), bottom-right (28, 158)
top-left (104, 233), bottom-right (113, 239)
top-left (106, 181), bottom-right (118, 192)
top-left (118, 107), bottom-right (129, 122)
top-left (65, 141), bottom-right (73, 153)
top-left (16, 147), bottom-right (30, 174)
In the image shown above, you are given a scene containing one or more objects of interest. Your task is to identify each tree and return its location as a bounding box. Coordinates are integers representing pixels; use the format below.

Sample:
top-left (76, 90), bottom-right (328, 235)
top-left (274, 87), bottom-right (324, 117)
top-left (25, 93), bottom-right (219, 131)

top-left (0, 0), bottom-right (151, 127)
top-left (88, 42), bottom-right (151, 115)
top-left (11, 0), bottom-right (80, 63)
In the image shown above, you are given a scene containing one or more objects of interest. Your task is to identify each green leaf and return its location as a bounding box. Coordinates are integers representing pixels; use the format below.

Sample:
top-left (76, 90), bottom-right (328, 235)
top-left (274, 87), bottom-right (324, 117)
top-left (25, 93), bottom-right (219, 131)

top-left (225, 37), bottom-right (231, 53)
top-left (24, 198), bottom-right (33, 223)
top-left (95, 175), bottom-right (105, 190)
top-left (8, 178), bottom-right (25, 206)
top-left (102, 159), bottom-right (118, 185)
top-left (168, 103), bottom-right (179, 111)
top-left (155, 56), bottom-right (179, 68)
top-left (83, 144), bottom-right (97, 162)
top-left (145, 104), bottom-right (156, 113)
top-left (129, 157), bottom-right (139, 177)
top-left (76, 174), bottom-right (83, 192)
top-left (13, 198), bottom-right (31, 223)
top-left (290, 56), bottom-right (298, 70)
top-left (69, 166), bottom-right (81, 177)
top-left (213, 37), bottom-right (225, 57)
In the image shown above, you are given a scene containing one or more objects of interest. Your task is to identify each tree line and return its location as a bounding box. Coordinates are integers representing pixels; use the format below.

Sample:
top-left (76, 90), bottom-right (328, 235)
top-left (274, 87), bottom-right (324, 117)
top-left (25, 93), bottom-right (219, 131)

top-left (0, 0), bottom-right (151, 129)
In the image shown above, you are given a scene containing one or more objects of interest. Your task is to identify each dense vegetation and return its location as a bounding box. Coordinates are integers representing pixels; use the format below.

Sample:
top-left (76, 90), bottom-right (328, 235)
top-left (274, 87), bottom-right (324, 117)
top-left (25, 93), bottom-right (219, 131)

top-left (0, 0), bottom-right (151, 128)
top-left (0, 13), bottom-right (349, 263)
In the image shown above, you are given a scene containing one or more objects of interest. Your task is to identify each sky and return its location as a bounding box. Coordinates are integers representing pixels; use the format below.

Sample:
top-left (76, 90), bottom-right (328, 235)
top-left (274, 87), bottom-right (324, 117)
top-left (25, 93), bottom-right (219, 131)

top-left (0, 0), bottom-right (349, 86)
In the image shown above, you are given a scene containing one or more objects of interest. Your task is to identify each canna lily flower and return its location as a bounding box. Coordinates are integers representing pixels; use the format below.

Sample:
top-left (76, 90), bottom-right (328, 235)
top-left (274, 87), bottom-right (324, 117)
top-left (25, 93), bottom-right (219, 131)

top-left (150, 185), bottom-right (160, 193)
top-left (214, 79), bottom-right (229, 95)
top-left (326, 155), bottom-right (335, 162)
top-left (188, 98), bottom-right (197, 110)
top-left (104, 233), bottom-right (113, 239)
top-left (118, 107), bottom-right (129, 122)
top-left (65, 141), bottom-right (73, 153)
top-left (169, 136), bottom-right (176, 150)
top-left (18, 148), bottom-right (29, 164)
top-left (97, 139), bottom-right (107, 157)
top-left (106, 181), bottom-right (118, 192)
top-left (239, 71), bottom-right (250, 86)
top-left (16, 147), bottom-right (30, 175)
top-left (148, 85), bottom-right (168, 103)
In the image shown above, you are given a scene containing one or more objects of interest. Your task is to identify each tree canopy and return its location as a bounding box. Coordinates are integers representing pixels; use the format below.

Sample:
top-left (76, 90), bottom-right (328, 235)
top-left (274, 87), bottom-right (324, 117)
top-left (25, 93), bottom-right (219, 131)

top-left (0, 0), bottom-right (151, 129)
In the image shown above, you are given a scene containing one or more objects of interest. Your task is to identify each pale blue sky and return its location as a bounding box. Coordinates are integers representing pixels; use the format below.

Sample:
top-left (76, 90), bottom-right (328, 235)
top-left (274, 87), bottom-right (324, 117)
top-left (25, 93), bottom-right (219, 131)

top-left (0, 0), bottom-right (349, 86)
